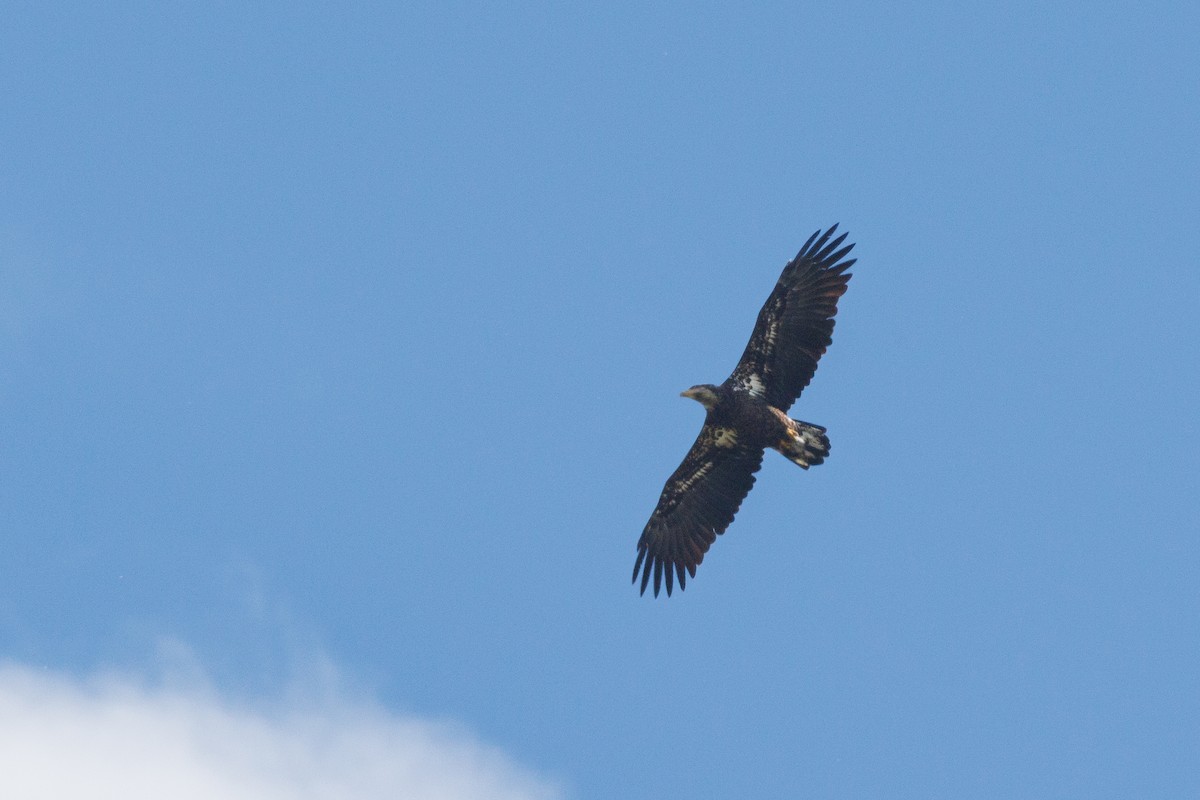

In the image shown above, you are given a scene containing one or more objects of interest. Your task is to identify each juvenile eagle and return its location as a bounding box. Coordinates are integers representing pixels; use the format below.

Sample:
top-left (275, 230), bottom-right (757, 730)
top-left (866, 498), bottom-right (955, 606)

top-left (633, 225), bottom-right (854, 597)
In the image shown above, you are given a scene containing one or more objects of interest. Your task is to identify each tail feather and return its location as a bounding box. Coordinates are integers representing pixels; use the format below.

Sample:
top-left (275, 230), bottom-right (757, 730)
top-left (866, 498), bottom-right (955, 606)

top-left (779, 420), bottom-right (829, 469)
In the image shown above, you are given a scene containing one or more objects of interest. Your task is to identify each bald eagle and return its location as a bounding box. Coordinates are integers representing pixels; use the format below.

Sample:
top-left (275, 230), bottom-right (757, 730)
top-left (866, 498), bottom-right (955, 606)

top-left (633, 225), bottom-right (854, 597)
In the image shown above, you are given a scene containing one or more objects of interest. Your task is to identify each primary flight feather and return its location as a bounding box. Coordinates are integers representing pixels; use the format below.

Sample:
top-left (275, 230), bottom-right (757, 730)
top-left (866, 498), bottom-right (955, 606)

top-left (633, 225), bottom-right (854, 597)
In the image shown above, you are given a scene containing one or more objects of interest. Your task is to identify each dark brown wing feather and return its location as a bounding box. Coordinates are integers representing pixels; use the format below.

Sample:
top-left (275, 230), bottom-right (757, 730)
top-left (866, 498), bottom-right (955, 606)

top-left (633, 425), bottom-right (765, 597)
top-left (727, 225), bottom-right (854, 412)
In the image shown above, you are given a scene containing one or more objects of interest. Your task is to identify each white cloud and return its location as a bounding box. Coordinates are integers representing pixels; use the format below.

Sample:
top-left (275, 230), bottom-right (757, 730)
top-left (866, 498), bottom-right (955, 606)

top-left (0, 661), bottom-right (563, 800)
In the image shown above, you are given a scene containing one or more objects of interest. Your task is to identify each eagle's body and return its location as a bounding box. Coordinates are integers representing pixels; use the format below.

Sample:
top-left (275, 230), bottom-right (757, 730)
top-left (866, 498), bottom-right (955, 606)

top-left (633, 225), bottom-right (854, 597)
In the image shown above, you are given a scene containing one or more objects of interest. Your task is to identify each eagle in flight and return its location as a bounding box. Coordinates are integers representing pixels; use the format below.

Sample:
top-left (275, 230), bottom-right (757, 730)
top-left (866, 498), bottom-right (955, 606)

top-left (633, 224), bottom-right (855, 597)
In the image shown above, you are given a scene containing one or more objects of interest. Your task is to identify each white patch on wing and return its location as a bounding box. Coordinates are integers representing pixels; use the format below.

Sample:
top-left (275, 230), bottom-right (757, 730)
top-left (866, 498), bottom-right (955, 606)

top-left (676, 463), bottom-right (712, 494)
top-left (744, 373), bottom-right (766, 397)
top-left (712, 427), bottom-right (738, 448)
top-left (764, 321), bottom-right (780, 347)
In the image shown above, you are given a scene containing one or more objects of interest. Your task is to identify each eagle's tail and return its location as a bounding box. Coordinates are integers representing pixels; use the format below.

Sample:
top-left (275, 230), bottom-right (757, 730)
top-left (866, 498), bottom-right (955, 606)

top-left (779, 420), bottom-right (829, 469)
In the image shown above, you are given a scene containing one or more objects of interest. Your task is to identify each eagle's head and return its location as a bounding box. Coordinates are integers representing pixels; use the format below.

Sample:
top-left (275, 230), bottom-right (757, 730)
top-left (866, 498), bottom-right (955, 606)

top-left (681, 384), bottom-right (721, 410)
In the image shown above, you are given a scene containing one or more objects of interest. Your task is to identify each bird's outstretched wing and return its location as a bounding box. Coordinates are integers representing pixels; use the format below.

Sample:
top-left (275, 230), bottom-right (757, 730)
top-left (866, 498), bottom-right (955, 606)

top-left (633, 425), bottom-right (765, 597)
top-left (727, 225), bottom-right (854, 412)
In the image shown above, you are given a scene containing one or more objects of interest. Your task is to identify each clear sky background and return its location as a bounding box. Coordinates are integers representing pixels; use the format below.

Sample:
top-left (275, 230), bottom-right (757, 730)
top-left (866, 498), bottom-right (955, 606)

top-left (2, 3), bottom-right (1198, 797)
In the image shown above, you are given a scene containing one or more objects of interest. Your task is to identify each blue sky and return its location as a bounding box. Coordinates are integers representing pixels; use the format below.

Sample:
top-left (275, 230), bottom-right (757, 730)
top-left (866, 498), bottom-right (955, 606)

top-left (3, 2), bottom-right (1198, 797)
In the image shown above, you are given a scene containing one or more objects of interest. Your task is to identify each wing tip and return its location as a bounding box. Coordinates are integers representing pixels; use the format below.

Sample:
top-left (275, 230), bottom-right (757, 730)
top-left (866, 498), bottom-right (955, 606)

top-left (793, 224), bottom-right (854, 273)
top-left (632, 548), bottom-right (691, 598)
